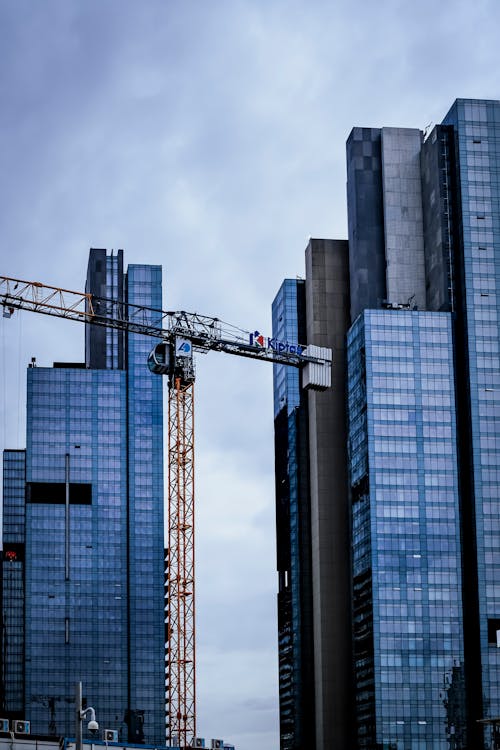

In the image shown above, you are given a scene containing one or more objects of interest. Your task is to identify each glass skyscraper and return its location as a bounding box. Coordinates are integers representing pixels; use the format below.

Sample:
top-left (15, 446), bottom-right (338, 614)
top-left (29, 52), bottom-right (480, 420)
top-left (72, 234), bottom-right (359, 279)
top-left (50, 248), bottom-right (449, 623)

top-left (272, 279), bottom-right (315, 750)
top-left (272, 99), bottom-right (500, 749)
top-left (1, 249), bottom-right (166, 744)
top-left (348, 311), bottom-right (465, 748)
top-left (441, 100), bottom-right (500, 732)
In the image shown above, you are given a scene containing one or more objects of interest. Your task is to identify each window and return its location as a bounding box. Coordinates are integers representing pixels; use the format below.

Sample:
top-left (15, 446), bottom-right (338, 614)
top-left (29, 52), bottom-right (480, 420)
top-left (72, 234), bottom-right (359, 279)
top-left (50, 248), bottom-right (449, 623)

top-left (488, 619), bottom-right (500, 646)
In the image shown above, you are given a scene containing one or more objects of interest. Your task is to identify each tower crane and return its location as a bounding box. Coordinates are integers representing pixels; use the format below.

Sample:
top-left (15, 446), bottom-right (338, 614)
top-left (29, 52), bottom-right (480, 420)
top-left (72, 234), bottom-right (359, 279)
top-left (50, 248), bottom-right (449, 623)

top-left (0, 274), bottom-right (332, 749)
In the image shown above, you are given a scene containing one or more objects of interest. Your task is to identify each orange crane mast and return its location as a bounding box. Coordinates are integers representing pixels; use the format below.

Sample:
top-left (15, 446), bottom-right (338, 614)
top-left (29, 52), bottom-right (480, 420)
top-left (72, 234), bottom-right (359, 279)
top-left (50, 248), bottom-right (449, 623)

top-left (0, 274), bottom-right (332, 749)
top-left (168, 378), bottom-right (196, 746)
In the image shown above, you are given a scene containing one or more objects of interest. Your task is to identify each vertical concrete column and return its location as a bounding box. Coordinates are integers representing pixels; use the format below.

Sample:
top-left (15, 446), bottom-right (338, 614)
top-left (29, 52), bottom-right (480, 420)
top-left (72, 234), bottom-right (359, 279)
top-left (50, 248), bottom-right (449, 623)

top-left (305, 239), bottom-right (352, 749)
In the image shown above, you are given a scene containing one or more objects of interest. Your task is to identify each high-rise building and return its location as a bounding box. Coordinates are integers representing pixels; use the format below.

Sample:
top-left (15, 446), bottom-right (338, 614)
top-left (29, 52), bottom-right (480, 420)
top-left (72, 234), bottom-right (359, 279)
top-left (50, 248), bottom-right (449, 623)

top-left (272, 278), bottom-right (314, 749)
top-left (303, 239), bottom-right (352, 750)
top-left (1, 249), bottom-right (166, 744)
top-left (272, 240), bottom-right (351, 750)
top-left (347, 310), bottom-right (465, 748)
top-left (272, 99), bottom-right (500, 749)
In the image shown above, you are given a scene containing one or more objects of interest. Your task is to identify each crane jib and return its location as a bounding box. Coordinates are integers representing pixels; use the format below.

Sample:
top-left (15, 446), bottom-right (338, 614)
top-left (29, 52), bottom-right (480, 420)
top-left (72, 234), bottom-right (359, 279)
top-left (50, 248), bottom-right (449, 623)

top-left (0, 274), bottom-right (333, 387)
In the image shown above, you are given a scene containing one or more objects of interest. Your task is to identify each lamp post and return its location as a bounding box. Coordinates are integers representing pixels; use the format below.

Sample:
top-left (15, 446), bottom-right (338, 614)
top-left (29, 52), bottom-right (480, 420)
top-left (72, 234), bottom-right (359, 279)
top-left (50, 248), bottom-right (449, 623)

top-left (75, 682), bottom-right (99, 750)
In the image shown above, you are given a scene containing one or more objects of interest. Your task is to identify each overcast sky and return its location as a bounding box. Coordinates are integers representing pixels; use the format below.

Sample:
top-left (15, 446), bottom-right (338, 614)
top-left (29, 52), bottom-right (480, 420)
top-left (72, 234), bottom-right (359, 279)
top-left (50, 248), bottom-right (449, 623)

top-left (0, 2), bottom-right (498, 748)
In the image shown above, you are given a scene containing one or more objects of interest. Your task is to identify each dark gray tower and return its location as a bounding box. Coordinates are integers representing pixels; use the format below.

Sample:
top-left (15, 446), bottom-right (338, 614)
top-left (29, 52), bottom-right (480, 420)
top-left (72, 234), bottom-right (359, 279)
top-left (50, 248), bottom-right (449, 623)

top-left (85, 248), bottom-right (125, 369)
top-left (305, 239), bottom-right (351, 750)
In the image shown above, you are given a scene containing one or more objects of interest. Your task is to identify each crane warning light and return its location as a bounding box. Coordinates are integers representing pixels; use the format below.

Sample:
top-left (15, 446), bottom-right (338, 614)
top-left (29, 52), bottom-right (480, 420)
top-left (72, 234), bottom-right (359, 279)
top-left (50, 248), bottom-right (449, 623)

top-left (249, 330), bottom-right (305, 356)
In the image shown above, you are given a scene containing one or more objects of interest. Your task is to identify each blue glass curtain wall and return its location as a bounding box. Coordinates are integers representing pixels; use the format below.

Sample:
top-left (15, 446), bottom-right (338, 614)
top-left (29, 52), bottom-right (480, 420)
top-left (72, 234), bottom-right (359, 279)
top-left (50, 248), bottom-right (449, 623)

top-left (347, 311), bottom-right (466, 749)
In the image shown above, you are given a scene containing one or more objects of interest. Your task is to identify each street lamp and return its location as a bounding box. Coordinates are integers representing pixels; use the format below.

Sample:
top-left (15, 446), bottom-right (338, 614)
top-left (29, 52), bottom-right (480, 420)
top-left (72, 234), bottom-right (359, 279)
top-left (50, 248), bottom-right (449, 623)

top-left (75, 682), bottom-right (99, 750)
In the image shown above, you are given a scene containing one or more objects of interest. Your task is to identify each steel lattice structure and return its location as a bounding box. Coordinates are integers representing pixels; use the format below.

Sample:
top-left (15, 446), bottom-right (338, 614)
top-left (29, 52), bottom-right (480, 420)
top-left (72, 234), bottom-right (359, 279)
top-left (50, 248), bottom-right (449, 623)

top-left (167, 378), bottom-right (196, 747)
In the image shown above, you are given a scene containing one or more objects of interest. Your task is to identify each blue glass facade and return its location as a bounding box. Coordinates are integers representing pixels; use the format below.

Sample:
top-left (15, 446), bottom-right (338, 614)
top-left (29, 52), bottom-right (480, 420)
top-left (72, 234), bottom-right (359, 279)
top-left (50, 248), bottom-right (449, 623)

top-left (126, 265), bottom-right (165, 737)
top-left (25, 365), bottom-right (130, 736)
top-left (2, 251), bottom-right (165, 743)
top-left (273, 280), bottom-right (304, 417)
top-left (348, 311), bottom-right (466, 749)
top-left (1, 450), bottom-right (26, 717)
top-left (442, 99), bottom-right (500, 740)
top-left (272, 280), bottom-right (315, 750)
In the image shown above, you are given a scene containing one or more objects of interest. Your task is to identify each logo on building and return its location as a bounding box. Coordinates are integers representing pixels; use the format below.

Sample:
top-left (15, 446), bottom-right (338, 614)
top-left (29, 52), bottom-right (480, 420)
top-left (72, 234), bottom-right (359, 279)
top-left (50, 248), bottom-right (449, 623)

top-left (249, 331), bottom-right (305, 356)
